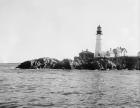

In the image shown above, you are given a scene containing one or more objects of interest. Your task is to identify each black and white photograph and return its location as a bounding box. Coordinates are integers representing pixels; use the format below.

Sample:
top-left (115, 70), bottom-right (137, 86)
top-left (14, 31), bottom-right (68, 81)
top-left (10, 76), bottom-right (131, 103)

top-left (0, 0), bottom-right (140, 107)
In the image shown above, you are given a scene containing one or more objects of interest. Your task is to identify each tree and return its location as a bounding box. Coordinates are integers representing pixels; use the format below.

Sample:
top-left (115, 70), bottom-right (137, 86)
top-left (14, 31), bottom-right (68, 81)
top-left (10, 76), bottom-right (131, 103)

top-left (138, 51), bottom-right (140, 57)
top-left (113, 47), bottom-right (127, 57)
top-left (113, 48), bottom-right (118, 57)
top-left (105, 51), bottom-right (110, 57)
top-left (122, 48), bottom-right (127, 56)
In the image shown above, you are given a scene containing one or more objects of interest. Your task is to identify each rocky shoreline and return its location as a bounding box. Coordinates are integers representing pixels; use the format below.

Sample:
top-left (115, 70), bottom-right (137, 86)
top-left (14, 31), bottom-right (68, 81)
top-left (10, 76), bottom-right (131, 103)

top-left (16, 51), bottom-right (140, 70)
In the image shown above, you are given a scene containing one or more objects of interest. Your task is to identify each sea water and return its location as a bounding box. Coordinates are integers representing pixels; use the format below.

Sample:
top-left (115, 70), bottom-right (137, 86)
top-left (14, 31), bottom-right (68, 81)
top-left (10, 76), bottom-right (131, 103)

top-left (0, 64), bottom-right (140, 108)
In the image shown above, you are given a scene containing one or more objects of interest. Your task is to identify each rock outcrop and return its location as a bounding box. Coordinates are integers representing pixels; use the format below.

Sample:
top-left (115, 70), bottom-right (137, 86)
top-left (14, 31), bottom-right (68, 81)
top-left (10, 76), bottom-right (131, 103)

top-left (16, 51), bottom-right (140, 70)
top-left (17, 57), bottom-right (60, 69)
top-left (73, 50), bottom-right (116, 70)
top-left (73, 57), bottom-right (116, 70)
top-left (111, 56), bottom-right (140, 70)
top-left (16, 57), bottom-right (73, 69)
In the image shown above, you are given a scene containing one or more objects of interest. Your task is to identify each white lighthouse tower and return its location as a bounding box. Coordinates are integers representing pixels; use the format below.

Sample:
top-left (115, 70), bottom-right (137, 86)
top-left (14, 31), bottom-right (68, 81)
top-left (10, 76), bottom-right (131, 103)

top-left (95, 25), bottom-right (102, 57)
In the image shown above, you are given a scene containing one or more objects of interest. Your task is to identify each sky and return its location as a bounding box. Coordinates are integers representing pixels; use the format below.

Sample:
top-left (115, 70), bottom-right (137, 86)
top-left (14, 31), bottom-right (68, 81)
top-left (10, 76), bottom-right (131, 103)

top-left (0, 0), bottom-right (139, 63)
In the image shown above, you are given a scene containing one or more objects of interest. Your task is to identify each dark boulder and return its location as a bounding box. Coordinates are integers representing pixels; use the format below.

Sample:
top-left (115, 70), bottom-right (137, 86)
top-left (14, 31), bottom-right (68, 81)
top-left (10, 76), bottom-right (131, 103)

top-left (16, 61), bottom-right (32, 69)
top-left (60, 59), bottom-right (73, 69)
top-left (16, 57), bottom-right (74, 69)
top-left (16, 57), bottom-right (60, 69)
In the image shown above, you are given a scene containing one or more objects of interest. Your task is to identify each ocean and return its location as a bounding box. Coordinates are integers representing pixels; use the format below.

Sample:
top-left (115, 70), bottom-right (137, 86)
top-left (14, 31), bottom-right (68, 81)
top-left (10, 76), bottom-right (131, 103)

top-left (0, 64), bottom-right (140, 108)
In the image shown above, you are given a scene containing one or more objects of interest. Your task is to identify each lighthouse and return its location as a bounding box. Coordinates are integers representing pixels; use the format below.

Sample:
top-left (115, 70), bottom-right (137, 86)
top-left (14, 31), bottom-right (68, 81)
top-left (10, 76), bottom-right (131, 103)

top-left (95, 25), bottom-right (102, 57)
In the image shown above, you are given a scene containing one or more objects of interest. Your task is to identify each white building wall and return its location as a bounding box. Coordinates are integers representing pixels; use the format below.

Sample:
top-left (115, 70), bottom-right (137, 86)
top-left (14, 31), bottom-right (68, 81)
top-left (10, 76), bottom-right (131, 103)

top-left (95, 34), bottom-right (101, 57)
